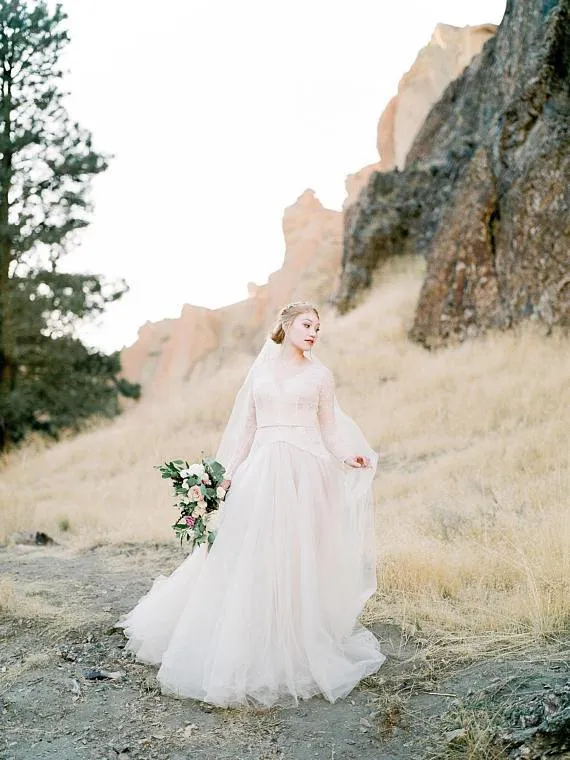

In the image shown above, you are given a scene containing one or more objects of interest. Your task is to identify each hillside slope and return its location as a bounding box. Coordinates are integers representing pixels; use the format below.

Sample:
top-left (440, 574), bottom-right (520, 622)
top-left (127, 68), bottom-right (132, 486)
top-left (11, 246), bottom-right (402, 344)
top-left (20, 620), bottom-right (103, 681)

top-left (2, 257), bottom-right (569, 642)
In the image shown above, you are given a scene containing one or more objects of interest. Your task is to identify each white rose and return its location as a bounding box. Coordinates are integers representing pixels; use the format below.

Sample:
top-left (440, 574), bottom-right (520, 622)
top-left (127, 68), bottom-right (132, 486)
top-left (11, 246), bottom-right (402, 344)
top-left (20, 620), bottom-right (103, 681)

top-left (216, 486), bottom-right (227, 500)
top-left (179, 468), bottom-right (190, 479)
top-left (187, 463), bottom-right (206, 478)
top-left (201, 473), bottom-right (211, 485)
top-left (195, 500), bottom-right (207, 517)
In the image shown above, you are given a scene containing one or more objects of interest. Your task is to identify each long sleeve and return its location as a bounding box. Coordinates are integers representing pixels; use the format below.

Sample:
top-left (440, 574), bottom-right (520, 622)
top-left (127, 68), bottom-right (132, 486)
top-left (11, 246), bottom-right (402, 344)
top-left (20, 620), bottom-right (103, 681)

top-left (222, 382), bottom-right (257, 481)
top-left (317, 368), bottom-right (353, 464)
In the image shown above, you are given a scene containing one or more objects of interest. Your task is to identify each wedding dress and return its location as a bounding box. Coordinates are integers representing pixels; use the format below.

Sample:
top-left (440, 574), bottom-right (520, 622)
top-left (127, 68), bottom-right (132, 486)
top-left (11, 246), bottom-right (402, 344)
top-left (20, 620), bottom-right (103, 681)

top-left (116, 340), bottom-right (385, 708)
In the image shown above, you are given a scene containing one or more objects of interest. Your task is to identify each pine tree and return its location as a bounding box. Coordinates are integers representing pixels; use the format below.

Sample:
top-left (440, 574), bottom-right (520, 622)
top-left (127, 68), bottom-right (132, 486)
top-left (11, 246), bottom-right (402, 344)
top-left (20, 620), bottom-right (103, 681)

top-left (0, 1), bottom-right (140, 450)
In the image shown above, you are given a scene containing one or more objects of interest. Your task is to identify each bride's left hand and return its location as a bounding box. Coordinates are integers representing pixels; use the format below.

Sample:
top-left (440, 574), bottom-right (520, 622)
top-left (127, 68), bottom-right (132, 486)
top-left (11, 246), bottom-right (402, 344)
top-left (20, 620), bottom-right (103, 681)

top-left (344, 455), bottom-right (370, 468)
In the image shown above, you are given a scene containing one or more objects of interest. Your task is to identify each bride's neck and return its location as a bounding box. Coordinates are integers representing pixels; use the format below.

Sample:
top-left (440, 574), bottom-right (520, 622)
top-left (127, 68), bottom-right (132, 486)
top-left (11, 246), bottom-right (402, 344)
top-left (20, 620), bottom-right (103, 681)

top-left (278, 342), bottom-right (307, 364)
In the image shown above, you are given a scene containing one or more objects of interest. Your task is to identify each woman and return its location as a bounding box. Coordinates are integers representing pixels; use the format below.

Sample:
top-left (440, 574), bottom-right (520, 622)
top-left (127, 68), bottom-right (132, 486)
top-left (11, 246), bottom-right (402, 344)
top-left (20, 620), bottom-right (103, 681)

top-left (117, 301), bottom-right (385, 708)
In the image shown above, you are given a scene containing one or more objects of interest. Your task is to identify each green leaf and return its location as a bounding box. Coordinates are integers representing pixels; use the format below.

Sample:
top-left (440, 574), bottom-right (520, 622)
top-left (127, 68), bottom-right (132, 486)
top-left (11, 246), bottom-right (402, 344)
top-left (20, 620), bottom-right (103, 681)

top-left (207, 460), bottom-right (225, 480)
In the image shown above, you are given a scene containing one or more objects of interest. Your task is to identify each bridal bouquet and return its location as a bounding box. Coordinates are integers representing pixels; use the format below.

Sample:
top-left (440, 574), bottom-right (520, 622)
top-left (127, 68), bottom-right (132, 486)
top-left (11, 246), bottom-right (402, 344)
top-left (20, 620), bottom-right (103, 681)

top-left (154, 456), bottom-right (227, 550)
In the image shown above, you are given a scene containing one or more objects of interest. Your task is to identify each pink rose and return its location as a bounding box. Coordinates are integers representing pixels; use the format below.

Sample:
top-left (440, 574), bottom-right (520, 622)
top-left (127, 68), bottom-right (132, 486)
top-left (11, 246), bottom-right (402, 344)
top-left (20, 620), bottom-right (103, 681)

top-left (185, 516), bottom-right (195, 527)
top-left (189, 485), bottom-right (203, 502)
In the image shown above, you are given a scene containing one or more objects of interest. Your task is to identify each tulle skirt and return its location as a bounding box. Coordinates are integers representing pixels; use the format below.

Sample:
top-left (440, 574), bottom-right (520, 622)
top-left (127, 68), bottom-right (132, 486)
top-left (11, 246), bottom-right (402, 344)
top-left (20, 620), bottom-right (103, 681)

top-left (116, 427), bottom-right (385, 708)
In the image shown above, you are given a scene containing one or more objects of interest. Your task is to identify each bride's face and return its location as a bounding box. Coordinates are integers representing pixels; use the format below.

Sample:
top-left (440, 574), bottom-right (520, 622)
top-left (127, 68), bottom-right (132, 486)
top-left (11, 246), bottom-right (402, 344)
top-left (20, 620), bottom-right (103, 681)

top-left (286, 311), bottom-right (320, 352)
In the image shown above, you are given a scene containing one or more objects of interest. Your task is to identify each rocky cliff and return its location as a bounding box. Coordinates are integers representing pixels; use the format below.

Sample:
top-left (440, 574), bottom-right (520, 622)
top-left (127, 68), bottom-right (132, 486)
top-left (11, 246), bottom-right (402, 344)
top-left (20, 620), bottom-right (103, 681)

top-left (122, 20), bottom-right (503, 394)
top-left (381, 23), bottom-right (497, 172)
top-left (335, 0), bottom-right (570, 347)
top-left (121, 191), bottom-right (342, 395)
top-left (344, 23), bottom-right (496, 206)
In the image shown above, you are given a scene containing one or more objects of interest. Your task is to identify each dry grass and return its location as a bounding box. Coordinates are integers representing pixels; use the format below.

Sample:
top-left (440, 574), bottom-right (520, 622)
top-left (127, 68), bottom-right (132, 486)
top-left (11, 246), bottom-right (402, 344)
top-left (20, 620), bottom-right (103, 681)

top-left (0, 650), bottom-right (56, 693)
top-left (425, 704), bottom-right (510, 760)
top-left (1, 254), bottom-right (569, 647)
top-left (0, 573), bottom-right (106, 636)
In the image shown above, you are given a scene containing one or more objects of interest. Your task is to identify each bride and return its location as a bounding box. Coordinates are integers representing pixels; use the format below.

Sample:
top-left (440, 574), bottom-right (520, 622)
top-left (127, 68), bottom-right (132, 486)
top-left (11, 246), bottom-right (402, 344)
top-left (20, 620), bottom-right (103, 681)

top-left (117, 301), bottom-right (385, 708)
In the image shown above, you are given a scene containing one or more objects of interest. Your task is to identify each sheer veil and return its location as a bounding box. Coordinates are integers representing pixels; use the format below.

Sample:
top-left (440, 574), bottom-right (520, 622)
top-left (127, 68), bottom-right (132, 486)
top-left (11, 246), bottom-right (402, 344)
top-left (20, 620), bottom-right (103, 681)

top-left (214, 338), bottom-right (278, 476)
top-left (215, 337), bottom-right (379, 611)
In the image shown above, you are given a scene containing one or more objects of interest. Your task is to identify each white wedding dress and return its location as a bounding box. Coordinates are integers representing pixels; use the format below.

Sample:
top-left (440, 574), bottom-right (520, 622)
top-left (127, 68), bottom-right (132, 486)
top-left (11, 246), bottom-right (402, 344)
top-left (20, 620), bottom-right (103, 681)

top-left (117, 349), bottom-right (385, 708)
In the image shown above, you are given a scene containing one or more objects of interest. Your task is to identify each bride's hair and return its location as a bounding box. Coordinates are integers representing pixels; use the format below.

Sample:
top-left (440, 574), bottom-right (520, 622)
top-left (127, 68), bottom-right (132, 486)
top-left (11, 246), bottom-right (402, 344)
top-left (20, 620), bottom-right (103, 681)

top-left (270, 301), bottom-right (320, 344)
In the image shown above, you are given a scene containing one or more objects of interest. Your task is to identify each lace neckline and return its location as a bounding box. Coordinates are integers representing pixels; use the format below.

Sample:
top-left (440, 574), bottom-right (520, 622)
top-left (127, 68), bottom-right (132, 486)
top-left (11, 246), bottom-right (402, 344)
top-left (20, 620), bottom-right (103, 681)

top-left (266, 357), bottom-right (316, 384)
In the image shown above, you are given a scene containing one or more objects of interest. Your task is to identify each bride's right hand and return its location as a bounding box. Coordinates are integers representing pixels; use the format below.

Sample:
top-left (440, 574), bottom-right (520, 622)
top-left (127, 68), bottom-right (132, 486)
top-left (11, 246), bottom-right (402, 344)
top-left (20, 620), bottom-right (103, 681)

top-left (344, 455), bottom-right (370, 469)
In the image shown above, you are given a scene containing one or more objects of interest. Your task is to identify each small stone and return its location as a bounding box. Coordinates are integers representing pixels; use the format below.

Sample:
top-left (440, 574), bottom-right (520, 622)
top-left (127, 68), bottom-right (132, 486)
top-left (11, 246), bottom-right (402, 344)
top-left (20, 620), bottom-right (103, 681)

top-left (83, 668), bottom-right (125, 681)
top-left (68, 678), bottom-right (82, 697)
top-left (8, 530), bottom-right (55, 546)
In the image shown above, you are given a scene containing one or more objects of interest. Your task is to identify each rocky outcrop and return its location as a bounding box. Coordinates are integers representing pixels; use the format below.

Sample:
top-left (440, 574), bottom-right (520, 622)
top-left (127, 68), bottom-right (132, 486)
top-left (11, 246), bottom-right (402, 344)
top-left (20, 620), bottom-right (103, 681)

top-left (344, 163), bottom-right (382, 209)
top-left (263, 190), bottom-right (343, 313)
top-left (121, 191), bottom-right (342, 395)
top-left (122, 19), bottom-right (509, 388)
top-left (377, 96), bottom-right (398, 171)
top-left (336, 0), bottom-right (570, 347)
top-left (382, 24), bottom-right (497, 172)
top-left (343, 24), bottom-right (496, 206)
top-left (120, 306), bottom-right (221, 392)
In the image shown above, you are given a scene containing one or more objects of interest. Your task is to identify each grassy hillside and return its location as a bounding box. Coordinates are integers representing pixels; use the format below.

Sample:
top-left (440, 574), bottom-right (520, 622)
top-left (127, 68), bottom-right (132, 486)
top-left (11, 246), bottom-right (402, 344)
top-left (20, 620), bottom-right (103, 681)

top-left (1, 256), bottom-right (568, 648)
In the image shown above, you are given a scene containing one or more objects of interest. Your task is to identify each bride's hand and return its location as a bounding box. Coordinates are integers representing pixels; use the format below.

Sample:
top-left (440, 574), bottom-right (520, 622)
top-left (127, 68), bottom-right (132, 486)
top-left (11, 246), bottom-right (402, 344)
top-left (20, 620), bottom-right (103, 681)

top-left (344, 455), bottom-right (370, 469)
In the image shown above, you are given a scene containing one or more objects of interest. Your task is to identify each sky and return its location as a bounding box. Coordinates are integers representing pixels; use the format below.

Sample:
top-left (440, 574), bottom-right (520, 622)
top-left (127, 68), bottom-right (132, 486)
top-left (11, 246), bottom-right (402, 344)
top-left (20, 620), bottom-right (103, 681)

top-left (59, 0), bottom-right (507, 353)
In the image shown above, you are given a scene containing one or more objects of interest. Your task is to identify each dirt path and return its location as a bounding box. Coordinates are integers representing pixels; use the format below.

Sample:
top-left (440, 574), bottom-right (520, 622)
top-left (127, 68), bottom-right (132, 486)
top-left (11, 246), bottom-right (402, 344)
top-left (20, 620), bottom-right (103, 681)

top-left (1, 544), bottom-right (567, 760)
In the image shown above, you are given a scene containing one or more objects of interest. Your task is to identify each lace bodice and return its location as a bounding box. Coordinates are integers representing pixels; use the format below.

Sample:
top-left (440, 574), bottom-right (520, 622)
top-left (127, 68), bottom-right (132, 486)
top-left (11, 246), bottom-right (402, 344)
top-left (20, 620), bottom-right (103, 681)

top-left (223, 360), bottom-right (353, 480)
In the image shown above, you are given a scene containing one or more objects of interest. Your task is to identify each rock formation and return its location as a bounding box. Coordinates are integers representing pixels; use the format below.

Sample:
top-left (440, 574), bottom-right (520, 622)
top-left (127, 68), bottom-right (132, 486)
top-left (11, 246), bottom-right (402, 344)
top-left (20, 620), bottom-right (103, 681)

top-left (380, 23), bottom-right (497, 173)
top-left (122, 19), bottom-right (507, 393)
top-left (335, 0), bottom-right (570, 347)
top-left (121, 191), bottom-right (342, 395)
top-left (343, 23), bottom-right (496, 206)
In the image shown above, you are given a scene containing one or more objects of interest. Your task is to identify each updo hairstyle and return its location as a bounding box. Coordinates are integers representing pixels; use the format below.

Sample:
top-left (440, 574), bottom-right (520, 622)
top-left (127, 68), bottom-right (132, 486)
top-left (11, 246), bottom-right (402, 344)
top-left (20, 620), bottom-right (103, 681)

top-left (270, 301), bottom-right (320, 344)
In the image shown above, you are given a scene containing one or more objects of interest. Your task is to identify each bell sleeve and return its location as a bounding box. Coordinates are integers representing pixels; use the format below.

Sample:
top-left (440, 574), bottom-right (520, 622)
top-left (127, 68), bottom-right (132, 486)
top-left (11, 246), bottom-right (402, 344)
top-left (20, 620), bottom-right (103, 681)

top-left (317, 368), bottom-right (353, 464)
